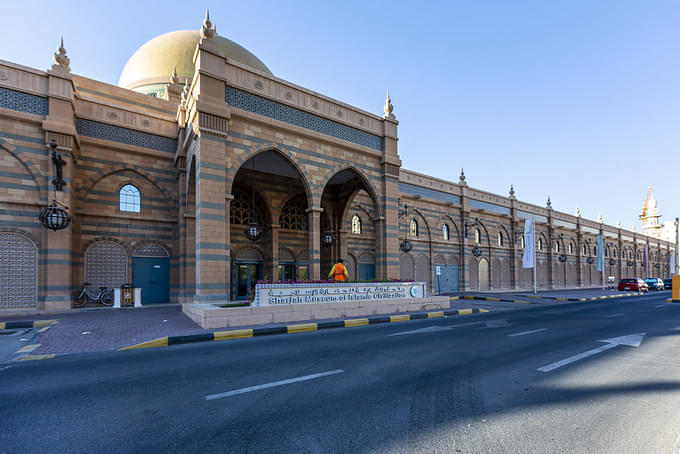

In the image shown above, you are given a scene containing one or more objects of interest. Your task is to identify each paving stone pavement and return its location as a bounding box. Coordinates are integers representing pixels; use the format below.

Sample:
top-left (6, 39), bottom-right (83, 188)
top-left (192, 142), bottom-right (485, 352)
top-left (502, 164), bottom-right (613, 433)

top-left (3, 306), bottom-right (210, 356)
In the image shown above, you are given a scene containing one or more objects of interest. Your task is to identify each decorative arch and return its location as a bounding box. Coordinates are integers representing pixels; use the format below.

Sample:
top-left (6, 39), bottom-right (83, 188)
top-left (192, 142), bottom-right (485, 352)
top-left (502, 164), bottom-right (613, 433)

top-left (279, 194), bottom-right (308, 230)
top-left (442, 215), bottom-right (462, 242)
top-left (133, 242), bottom-right (170, 257)
top-left (0, 138), bottom-right (43, 200)
top-left (345, 253), bottom-right (357, 280)
top-left (0, 231), bottom-right (38, 309)
top-left (227, 145), bottom-right (315, 210)
top-left (492, 258), bottom-right (502, 289)
top-left (278, 247), bottom-right (296, 263)
top-left (85, 241), bottom-right (127, 289)
top-left (433, 254), bottom-right (447, 265)
top-left (235, 246), bottom-right (263, 262)
top-left (478, 257), bottom-right (489, 290)
top-left (325, 166), bottom-right (382, 218)
top-left (399, 254), bottom-right (415, 281)
top-left (415, 254), bottom-right (430, 283)
top-left (82, 166), bottom-right (173, 203)
top-left (408, 208), bottom-right (431, 240)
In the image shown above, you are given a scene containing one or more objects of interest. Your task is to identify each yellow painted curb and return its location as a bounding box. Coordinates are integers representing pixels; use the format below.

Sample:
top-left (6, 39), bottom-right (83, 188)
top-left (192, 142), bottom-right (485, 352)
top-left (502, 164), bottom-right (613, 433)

top-left (287, 323), bottom-right (318, 333)
top-left (479, 309), bottom-right (489, 312)
top-left (527, 295), bottom-right (542, 299)
top-left (344, 318), bottom-right (369, 327)
top-left (579, 298), bottom-right (587, 301)
top-left (486, 297), bottom-right (500, 302)
top-left (214, 329), bottom-right (253, 340)
top-left (427, 311), bottom-right (445, 318)
top-left (34, 320), bottom-right (56, 328)
top-left (119, 337), bottom-right (169, 351)
top-left (449, 296), bottom-right (459, 301)
top-left (458, 309), bottom-right (473, 315)
top-left (557, 297), bottom-right (568, 301)
top-left (389, 314), bottom-right (410, 323)
top-left (666, 299), bottom-right (680, 303)
top-left (18, 354), bottom-right (55, 361)
top-left (15, 344), bottom-right (40, 354)
top-left (515, 300), bottom-right (530, 304)
top-left (0, 322), bottom-right (4, 329)
top-left (464, 295), bottom-right (474, 300)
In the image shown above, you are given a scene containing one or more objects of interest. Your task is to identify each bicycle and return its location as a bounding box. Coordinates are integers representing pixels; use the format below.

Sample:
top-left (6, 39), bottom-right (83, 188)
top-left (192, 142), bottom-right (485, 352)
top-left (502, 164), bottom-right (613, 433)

top-left (73, 283), bottom-right (114, 307)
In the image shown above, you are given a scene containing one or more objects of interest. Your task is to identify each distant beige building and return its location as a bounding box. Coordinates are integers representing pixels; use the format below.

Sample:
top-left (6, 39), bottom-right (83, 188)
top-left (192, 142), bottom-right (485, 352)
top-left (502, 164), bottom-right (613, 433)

top-left (0, 14), bottom-right (675, 311)
top-left (639, 188), bottom-right (677, 243)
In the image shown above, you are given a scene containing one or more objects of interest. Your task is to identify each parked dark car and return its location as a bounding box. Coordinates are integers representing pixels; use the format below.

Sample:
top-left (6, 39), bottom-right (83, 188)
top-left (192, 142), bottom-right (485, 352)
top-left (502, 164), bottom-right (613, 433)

top-left (618, 278), bottom-right (648, 292)
top-left (663, 278), bottom-right (673, 290)
top-left (644, 277), bottom-right (665, 291)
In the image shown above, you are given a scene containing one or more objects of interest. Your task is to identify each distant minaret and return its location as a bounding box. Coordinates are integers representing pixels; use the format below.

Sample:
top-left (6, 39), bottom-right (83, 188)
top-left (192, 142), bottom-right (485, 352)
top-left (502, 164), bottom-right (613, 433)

top-left (640, 187), bottom-right (663, 239)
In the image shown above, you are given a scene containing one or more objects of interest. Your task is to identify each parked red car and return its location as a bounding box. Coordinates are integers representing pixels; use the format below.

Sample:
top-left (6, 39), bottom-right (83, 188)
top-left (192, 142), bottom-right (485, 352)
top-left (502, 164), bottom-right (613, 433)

top-left (618, 278), bottom-right (648, 292)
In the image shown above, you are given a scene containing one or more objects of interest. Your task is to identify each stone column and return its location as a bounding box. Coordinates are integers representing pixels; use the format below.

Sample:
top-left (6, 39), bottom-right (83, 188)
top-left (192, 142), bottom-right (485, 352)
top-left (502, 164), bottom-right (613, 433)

top-left (194, 134), bottom-right (229, 303)
top-left (41, 53), bottom-right (77, 310)
top-left (270, 224), bottom-right (279, 281)
top-left (380, 93), bottom-right (401, 281)
top-left (307, 207), bottom-right (322, 279)
top-left (224, 194), bottom-right (233, 296)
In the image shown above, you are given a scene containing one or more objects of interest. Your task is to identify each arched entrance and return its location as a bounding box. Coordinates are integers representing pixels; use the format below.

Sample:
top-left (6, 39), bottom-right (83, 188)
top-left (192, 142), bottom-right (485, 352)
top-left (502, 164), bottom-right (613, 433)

top-left (322, 168), bottom-right (380, 280)
top-left (230, 149), bottom-right (311, 291)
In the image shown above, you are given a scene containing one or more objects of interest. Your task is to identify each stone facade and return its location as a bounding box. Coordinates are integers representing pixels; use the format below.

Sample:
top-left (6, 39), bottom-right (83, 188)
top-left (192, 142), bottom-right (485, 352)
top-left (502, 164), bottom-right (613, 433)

top-left (0, 27), bottom-right (675, 311)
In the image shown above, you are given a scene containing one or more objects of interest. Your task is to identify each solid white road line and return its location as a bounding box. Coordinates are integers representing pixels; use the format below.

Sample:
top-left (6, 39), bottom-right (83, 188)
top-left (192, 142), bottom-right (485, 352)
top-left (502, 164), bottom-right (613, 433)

top-left (508, 328), bottom-right (548, 337)
top-left (205, 369), bottom-right (344, 401)
top-left (607, 313), bottom-right (626, 318)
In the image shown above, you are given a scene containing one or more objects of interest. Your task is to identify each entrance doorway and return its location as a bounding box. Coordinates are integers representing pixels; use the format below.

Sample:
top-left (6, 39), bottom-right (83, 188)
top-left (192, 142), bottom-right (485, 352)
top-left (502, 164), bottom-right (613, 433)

top-left (235, 262), bottom-right (262, 300)
top-left (132, 257), bottom-right (169, 303)
top-left (278, 263), bottom-right (296, 281)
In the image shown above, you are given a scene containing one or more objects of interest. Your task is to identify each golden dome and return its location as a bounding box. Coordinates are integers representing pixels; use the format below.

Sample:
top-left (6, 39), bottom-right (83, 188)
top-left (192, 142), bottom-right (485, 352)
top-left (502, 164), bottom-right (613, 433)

top-left (118, 30), bottom-right (272, 92)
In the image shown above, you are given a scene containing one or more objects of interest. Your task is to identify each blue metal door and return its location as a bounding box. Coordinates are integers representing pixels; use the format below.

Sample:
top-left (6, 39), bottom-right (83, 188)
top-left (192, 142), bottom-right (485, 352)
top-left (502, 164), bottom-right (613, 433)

top-left (358, 263), bottom-right (375, 281)
top-left (434, 265), bottom-right (459, 293)
top-left (132, 257), bottom-right (169, 304)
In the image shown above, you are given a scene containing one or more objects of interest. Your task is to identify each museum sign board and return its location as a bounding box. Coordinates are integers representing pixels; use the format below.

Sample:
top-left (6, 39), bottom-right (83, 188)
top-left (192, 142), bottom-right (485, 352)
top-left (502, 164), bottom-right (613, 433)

top-left (254, 282), bottom-right (427, 307)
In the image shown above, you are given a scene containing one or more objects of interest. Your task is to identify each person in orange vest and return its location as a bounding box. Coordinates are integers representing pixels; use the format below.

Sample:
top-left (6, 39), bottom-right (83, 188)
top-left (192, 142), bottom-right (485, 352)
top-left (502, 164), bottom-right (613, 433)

top-left (328, 259), bottom-right (349, 282)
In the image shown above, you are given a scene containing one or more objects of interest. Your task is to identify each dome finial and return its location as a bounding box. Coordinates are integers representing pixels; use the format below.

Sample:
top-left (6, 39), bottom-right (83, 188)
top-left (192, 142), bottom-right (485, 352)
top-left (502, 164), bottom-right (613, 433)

top-left (200, 10), bottom-right (216, 40)
top-left (382, 90), bottom-right (395, 120)
top-left (170, 67), bottom-right (179, 85)
top-left (546, 196), bottom-right (552, 209)
top-left (509, 184), bottom-right (515, 199)
top-left (53, 36), bottom-right (71, 71)
top-left (459, 168), bottom-right (468, 187)
top-left (598, 213), bottom-right (603, 224)
top-left (575, 206), bottom-right (581, 217)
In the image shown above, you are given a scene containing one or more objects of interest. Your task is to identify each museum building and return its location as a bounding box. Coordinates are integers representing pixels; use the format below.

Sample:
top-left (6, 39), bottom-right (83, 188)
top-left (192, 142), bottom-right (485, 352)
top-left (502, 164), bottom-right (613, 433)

top-left (0, 14), bottom-right (675, 311)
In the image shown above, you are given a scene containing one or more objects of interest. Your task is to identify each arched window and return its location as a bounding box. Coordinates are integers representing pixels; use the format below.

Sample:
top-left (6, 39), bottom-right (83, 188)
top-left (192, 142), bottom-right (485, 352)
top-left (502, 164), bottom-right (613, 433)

top-left (474, 229), bottom-right (480, 244)
top-left (230, 190), bottom-right (264, 226)
top-left (605, 249), bottom-right (608, 257)
top-left (555, 241), bottom-right (560, 252)
top-left (351, 215), bottom-right (362, 235)
top-left (538, 238), bottom-right (543, 251)
top-left (279, 195), bottom-right (308, 230)
top-left (497, 232), bottom-right (503, 246)
top-left (409, 218), bottom-right (418, 237)
top-left (569, 243), bottom-right (574, 254)
top-left (119, 184), bottom-right (140, 213)
top-left (521, 236), bottom-right (525, 249)
top-left (442, 224), bottom-right (449, 240)
top-left (583, 245), bottom-right (587, 255)
top-left (593, 245), bottom-right (597, 256)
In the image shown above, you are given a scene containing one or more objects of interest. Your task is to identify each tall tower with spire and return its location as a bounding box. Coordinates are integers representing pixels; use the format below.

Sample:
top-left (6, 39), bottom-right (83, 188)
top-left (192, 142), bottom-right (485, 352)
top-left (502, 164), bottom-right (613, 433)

top-left (640, 187), bottom-right (663, 238)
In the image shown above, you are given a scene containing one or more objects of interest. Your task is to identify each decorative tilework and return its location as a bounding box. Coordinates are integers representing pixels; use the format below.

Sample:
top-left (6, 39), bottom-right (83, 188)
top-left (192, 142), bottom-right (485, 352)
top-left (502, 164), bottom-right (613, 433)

top-left (0, 233), bottom-right (37, 309)
top-left (226, 86), bottom-right (383, 151)
top-left (76, 118), bottom-right (177, 153)
top-left (0, 87), bottom-right (48, 116)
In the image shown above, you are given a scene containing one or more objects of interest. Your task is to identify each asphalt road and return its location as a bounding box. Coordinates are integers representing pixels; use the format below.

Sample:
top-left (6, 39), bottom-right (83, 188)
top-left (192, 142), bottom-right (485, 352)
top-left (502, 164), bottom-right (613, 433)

top-left (1, 293), bottom-right (679, 453)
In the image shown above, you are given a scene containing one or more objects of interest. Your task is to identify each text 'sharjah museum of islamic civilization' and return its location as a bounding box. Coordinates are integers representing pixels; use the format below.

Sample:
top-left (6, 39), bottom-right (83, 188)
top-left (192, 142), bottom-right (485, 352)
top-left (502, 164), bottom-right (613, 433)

top-left (0, 14), bottom-right (677, 312)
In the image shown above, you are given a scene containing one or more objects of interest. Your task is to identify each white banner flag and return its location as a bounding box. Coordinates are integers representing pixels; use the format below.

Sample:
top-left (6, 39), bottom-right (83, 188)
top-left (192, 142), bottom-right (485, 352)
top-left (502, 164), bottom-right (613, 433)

top-left (671, 253), bottom-right (675, 275)
top-left (522, 219), bottom-right (535, 269)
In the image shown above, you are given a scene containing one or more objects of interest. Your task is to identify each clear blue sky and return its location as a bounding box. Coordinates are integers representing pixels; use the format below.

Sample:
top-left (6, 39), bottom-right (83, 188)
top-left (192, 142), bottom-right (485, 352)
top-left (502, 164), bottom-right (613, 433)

top-left (3, 0), bottom-right (678, 230)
